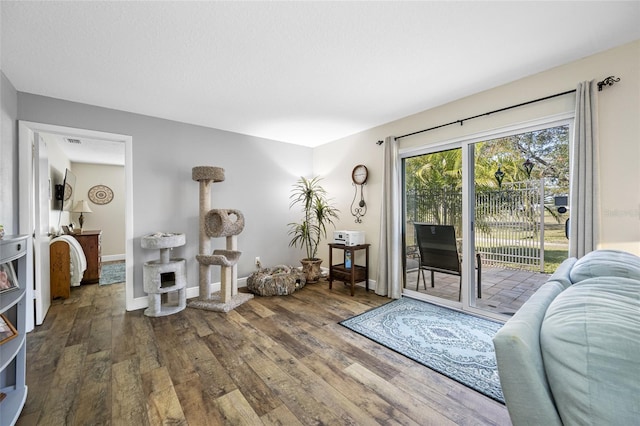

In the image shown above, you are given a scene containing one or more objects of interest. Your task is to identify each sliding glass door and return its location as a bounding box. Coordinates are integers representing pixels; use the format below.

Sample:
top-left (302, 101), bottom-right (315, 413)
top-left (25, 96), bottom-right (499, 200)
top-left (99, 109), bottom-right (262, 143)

top-left (403, 146), bottom-right (467, 306)
top-left (468, 125), bottom-right (570, 316)
top-left (402, 119), bottom-right (571, 319)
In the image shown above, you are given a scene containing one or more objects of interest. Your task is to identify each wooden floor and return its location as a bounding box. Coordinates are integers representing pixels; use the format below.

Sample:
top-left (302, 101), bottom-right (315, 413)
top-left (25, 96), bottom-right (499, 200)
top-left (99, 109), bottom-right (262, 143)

top-left (18, 280), bottom-right (511, 425)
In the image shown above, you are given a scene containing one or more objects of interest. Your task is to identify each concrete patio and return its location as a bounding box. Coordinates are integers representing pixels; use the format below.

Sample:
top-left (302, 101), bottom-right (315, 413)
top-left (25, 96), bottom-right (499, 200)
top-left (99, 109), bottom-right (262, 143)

top-left (405, 266), bottom-right (550, 316)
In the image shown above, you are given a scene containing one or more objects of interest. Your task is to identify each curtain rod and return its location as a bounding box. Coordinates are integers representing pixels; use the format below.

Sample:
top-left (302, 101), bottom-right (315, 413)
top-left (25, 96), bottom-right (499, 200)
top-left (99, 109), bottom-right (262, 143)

top-left (376, 75), bottom-right (620, 144)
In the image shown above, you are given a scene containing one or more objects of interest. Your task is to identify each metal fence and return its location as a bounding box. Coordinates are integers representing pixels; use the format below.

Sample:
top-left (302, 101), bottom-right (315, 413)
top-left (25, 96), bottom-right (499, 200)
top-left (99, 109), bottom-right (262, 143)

top-left (405, 179), bottom-right (545, 272)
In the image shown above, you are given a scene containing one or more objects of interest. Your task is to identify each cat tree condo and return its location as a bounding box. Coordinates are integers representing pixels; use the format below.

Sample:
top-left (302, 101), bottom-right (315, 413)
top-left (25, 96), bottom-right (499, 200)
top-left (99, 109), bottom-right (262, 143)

top-left (141, 232), bottom-right (187, 317)
top-left (189, 166), bottom-right (253, 312)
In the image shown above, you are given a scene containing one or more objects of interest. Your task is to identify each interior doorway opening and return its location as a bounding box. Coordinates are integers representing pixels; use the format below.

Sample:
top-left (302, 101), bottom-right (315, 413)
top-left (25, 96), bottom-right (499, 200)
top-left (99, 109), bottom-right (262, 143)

top-left (19, 121), bottom-right (134, 328)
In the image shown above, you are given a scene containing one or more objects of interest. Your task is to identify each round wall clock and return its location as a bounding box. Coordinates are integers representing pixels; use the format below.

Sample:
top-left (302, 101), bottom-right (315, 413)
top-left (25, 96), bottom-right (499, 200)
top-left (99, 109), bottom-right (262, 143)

top-left (352, 164), bottom-right (368, 185)
top-left (350, 165), bottom-right (368, 223)
top-left (88, 185), bottom-right (114, 205)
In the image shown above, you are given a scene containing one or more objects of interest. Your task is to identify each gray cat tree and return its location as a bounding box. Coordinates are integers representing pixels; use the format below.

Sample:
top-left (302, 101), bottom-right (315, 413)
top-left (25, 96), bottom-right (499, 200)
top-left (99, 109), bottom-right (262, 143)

top-left (141, 232), bottom-right (187, 317)
top-left (188, 166), bottom-right (253, 312)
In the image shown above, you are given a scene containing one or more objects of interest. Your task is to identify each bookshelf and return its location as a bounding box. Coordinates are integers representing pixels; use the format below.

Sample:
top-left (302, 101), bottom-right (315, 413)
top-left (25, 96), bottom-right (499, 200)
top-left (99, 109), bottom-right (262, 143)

top-left (0, 235), bottom-right (29, 425)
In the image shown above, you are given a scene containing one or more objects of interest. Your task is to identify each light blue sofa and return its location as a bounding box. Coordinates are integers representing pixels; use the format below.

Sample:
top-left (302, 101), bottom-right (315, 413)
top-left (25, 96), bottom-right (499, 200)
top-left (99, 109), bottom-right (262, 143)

top-left (493, 249), bottom-right (640, 425)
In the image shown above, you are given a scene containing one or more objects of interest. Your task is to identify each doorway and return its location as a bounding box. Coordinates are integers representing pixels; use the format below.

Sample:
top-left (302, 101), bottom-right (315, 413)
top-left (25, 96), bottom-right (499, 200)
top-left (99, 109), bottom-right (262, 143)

top-left (18, 121), bottom-right (134, 327)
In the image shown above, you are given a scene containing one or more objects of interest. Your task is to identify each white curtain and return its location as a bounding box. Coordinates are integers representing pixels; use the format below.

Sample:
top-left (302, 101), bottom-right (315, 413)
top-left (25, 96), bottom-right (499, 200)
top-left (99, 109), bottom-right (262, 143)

top-left (569, 80), bottom-right (600, 258)
top-left (376, 136), bottom-right (403, 298)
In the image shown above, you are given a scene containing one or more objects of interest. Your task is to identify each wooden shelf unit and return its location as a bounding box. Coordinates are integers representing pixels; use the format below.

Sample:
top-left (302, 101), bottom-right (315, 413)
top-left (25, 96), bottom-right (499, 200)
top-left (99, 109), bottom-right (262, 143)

top-left (328, 243), bottom-right (370, 296)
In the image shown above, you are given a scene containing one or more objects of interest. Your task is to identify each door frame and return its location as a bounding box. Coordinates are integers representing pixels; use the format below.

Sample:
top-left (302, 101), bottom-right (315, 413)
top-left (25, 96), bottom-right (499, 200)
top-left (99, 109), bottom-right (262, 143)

top-left (19, 121), bottom-right (135, 324)
top-left (26, 131), bottom-right (51, 330)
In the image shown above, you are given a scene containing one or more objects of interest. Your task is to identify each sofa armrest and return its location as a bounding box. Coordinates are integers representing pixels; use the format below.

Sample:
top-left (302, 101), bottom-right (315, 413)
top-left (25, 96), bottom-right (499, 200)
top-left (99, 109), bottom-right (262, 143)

top-left (493, 280), bottom-right (566, 426)
top-left (548, 257), bottom-right (577, 288)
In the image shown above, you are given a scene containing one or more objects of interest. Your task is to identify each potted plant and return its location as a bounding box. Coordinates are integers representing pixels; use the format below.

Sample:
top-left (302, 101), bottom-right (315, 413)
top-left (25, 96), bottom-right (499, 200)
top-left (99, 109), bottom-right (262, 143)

top-left (288, 176), bottom-right (339, 283)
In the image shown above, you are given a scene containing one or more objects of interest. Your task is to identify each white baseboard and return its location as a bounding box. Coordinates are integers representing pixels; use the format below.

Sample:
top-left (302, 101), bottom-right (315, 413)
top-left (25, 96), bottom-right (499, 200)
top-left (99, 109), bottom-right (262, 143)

top-left (102, 254), bottom-right (125, 262)
top-left (128, 276), bottom-right (376, 312)
top-left (129, 295), bottom-right (149, 311)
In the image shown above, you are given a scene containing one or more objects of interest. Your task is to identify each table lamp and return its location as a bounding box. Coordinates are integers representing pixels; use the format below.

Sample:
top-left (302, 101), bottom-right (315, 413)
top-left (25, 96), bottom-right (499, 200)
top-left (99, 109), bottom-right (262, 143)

top-left (72, 200), bottom-right (93, 231)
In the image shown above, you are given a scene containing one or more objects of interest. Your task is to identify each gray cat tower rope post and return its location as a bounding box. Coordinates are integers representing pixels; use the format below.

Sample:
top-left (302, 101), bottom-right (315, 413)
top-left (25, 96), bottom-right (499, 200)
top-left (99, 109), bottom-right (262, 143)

top-left (189, 166), bottom-right (253, 312)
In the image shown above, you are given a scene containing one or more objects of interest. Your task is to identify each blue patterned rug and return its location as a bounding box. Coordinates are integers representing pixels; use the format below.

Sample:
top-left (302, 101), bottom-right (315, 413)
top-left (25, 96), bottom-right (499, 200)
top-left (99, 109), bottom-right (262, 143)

top-left (340, 297), bottom-right (505, 403)
top-left (99, 262), bottom-right (125, 285)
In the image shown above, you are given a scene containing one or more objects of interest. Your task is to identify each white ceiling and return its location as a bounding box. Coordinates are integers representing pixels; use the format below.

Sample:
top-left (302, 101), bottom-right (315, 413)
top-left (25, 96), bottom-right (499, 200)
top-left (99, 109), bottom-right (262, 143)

top-left (2, 1), bottom-right (640, 153)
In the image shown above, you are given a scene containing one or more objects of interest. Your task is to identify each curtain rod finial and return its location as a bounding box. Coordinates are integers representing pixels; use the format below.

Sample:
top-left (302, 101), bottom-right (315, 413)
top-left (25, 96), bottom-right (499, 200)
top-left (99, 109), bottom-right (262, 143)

top-left (597, 76), bottom-right (620, 91)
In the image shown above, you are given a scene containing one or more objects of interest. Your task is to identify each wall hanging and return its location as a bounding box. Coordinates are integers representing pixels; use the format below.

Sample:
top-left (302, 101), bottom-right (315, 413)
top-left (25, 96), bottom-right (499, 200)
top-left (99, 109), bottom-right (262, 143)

top-left (88, 185), bottom-right (114, 205)
top-left (350, 164), bottom-right (368, 223)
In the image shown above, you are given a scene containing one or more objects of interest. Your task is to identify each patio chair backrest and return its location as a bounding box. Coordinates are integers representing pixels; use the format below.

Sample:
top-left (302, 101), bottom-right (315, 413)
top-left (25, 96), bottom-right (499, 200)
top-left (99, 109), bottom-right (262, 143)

top-left (414, 223), bottom-right (461, 274)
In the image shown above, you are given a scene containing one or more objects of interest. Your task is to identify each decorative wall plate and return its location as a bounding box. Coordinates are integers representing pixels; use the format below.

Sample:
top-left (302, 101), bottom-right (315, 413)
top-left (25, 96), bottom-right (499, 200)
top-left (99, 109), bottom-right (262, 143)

top-left (88, 185), bottom-right (114, 205)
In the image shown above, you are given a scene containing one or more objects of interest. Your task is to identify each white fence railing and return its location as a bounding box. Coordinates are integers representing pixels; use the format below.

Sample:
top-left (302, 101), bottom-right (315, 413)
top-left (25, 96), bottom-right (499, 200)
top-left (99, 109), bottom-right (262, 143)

top-left (406, 179), bottom-right (545, 272)
top-left (475, 180), bottom-right (545, 272)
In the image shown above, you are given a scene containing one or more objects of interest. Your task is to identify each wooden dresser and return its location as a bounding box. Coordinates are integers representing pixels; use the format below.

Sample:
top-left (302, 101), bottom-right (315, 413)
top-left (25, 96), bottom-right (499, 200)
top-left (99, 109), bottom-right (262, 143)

top-left (73, 230), bottom-right (102, 284)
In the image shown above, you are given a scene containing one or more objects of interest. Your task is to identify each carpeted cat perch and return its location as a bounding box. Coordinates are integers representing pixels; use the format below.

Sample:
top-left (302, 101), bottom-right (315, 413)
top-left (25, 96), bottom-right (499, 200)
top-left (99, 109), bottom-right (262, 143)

top-left (188, 166), bottom-right (253, 313)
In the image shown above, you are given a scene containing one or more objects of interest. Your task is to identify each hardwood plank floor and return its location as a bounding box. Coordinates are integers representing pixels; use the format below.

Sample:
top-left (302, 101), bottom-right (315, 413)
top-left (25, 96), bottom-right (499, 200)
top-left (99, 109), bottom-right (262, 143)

top-left (18, 280), bottom-right (511, 425)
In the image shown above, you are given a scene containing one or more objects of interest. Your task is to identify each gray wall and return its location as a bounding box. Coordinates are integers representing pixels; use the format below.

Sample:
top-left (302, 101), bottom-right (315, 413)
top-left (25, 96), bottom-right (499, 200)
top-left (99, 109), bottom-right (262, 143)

top-left (18, 93), bottom-right (313, 298)
top-left (1, 71), bottom-right (18, 234)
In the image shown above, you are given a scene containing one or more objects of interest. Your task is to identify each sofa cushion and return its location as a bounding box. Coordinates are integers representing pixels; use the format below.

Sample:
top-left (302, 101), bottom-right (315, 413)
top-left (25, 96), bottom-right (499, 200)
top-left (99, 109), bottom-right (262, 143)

top-left (493, 279), bottom-right (566, 426)
top-left (540, 276), bottom-right (640, 425)
top-left (570, 249), bottom-right (640, 283)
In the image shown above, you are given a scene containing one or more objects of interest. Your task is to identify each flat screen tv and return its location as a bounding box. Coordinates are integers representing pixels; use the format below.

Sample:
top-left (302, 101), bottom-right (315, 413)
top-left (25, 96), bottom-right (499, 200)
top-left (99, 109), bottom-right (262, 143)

top-left (57, 168), bottom-right (77, 211)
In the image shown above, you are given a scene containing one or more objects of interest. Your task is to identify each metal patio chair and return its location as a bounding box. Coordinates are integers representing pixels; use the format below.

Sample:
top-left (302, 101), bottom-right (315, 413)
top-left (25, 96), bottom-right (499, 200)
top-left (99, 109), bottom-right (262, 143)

top-left (413, 223), bottom-right (481, 301)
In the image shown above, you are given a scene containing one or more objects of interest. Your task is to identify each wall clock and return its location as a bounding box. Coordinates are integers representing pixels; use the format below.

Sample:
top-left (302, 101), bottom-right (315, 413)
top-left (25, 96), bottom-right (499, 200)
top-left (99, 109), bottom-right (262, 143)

top-left (88, 185), bottom-right (114, 205)
top-left (350, 165), bottom-right (368, 223)
top-left (352, 164), bottom-right (368, 185)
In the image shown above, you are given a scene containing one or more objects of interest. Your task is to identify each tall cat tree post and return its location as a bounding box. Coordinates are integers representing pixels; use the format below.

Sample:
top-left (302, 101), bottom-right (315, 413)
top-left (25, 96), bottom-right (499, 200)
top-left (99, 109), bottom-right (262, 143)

top-left (189, 166), bottom-right (253, 312)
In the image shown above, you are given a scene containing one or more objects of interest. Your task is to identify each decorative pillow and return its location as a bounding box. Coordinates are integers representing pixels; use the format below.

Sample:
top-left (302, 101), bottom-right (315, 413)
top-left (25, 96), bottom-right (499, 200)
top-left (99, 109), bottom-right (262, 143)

top-left (540, 277), bottom-right (640, 425)
top-left (570, 250), bottom-right (640, 283)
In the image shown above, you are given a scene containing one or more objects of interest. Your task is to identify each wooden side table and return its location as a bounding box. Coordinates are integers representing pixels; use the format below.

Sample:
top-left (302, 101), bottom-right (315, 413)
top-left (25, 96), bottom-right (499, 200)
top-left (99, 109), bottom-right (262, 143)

top-left (73, 230), bottom-right (102, 284)
top-left (328, 243), bottom-right (370, 296)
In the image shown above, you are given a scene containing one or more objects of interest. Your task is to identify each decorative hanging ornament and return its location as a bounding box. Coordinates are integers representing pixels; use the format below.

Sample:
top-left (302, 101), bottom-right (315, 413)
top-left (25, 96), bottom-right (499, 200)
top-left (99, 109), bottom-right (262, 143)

top-left (494, 167), bottom-right (505, 188)
top-left (522, 158), bottom-right (534, 179)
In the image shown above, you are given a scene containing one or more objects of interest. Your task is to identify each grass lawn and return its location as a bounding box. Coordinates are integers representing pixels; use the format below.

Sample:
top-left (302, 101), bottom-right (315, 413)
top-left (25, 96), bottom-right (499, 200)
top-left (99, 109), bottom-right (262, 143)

top-left (543, 248), bottom-right (569, 273)
top-left (476, 246), bottom-right (568, 274)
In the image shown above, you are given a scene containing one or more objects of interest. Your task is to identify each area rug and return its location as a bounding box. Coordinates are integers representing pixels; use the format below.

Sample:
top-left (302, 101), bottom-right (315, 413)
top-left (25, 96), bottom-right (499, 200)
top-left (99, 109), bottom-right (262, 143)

top-left (99, 262), bottom-right (125, 285)
top-left (340, 297), bottom-right (505, 403)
